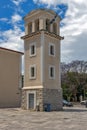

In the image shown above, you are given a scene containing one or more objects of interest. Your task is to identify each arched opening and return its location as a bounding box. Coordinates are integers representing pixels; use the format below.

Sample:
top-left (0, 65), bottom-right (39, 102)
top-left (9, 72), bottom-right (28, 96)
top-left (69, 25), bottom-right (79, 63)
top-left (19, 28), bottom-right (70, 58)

top-left (28, 22), bottom-right (32, 34)
top-left (46, 19), bottom-right (50, 32)
top-left (53, 23), bottom-right (57, 34)
top-left (35, 19), bottom-right (39, 32)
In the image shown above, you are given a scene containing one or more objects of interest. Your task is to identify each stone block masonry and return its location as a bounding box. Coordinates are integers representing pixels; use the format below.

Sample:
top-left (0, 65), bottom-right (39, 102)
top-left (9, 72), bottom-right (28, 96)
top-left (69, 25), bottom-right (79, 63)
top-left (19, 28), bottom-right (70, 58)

top-left (21, 88), bottom-right (62, 111)
top-left (43, 88), bottom-right (63, 111)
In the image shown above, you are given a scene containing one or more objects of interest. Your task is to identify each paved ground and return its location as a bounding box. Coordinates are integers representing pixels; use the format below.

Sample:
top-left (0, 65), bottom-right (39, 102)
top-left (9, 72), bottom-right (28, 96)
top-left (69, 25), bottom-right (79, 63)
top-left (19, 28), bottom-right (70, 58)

top-left (0, 105), bottom-right (87, 130)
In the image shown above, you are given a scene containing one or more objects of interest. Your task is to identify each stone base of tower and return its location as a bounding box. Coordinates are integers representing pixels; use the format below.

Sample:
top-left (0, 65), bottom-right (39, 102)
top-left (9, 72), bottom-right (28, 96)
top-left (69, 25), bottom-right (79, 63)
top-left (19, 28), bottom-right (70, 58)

top-left (21, 88), bottom-right (63, 111)
top-left (43, 88), bottom-right (63, 111)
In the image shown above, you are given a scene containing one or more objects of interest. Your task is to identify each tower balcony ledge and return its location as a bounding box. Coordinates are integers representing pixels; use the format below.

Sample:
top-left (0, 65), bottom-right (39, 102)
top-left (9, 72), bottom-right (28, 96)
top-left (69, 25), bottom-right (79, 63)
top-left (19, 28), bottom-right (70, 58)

top-left (21, 30), bottom-right (64, 40)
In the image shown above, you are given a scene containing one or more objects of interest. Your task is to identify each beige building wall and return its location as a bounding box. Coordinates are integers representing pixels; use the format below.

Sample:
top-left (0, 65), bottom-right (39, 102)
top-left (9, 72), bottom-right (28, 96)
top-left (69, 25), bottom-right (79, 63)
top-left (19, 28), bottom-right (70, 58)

top-left (43, 34), bottom-right (61, 89)
top-left (0, 48), bottom-right (23, 107)
top-left (24, 34), bottom-right (42, 87)
top-left (24, 31), bottom-right (61, 89)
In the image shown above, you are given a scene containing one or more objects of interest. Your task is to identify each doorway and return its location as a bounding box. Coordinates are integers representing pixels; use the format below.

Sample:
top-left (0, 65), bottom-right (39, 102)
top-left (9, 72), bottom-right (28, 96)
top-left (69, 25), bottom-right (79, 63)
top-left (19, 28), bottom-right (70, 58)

top-left (29, 93), bottom-right (34, 109)
top-left (27, 91), bottom-right (36, 110)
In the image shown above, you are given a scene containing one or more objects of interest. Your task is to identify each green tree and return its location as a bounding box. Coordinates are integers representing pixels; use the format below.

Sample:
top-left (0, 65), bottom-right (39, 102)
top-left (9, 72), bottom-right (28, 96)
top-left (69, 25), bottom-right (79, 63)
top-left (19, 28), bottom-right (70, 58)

top-left (61, 72), bottom-right (87, 101)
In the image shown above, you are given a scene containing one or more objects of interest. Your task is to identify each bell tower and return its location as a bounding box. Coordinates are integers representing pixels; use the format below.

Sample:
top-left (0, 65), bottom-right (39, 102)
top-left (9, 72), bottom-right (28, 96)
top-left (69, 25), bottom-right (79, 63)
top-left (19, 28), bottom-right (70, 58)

top-left (21, 9), bottom-right (63, 111)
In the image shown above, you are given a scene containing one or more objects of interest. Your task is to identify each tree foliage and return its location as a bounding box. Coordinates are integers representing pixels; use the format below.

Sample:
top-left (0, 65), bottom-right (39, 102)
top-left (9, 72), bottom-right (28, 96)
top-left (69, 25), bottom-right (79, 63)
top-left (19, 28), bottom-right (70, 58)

top-left (61, 61), bottom-right (87, 101)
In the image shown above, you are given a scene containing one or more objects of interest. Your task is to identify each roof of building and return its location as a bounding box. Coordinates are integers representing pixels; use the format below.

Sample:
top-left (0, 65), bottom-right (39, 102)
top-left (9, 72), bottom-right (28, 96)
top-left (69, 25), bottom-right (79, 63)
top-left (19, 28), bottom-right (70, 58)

top-left (29, 8), bottom-right (56, 15)
top-left (24, 8), bottom-right (61, 20)
top-left (0, 47), bottom-right (24, 55)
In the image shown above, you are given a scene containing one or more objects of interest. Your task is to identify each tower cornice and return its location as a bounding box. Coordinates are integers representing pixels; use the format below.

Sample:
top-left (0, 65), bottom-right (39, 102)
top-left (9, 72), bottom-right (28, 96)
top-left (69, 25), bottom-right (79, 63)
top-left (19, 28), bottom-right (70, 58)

top-left (21, 30), bottom-right (64, 40)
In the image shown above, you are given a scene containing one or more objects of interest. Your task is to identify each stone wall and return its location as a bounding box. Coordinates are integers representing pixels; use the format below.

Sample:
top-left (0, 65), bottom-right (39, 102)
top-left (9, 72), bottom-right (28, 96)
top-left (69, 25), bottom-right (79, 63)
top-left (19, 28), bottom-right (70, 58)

top-left (21, 89), bottom-right (43, 111)
top-left (43, 88), bottom-right (62, 111)
top-left (21, 90), bottom-right (27, 109)
top-left (21, 88), bottom-right (62, 111)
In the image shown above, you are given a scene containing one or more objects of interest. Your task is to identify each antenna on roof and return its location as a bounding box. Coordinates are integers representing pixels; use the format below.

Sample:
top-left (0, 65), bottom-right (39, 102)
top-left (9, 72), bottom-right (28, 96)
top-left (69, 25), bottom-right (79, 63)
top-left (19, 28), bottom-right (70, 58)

top-left (46, 12), bottom-right (58, 30)
top-left (50, 13), bottom-right (57, 24)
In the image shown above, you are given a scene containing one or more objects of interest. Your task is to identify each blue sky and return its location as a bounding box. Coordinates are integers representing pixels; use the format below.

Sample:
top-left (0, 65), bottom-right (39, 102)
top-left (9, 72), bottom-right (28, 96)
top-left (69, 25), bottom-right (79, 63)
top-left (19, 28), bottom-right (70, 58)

top-left (0, 0), bottom-right (87, 63)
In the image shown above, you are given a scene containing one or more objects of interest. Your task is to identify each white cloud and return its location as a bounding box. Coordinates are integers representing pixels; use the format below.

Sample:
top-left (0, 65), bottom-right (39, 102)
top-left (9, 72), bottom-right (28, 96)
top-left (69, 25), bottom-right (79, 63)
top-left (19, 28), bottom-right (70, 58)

top-left (0, 13), bottom-right (24, 52)
top-left (0, 27), bottom-right (24, 52)
top-left (12, 0), bottom-right (26, 6)
top-left (33, 0), bottom-right (87, 7)
top-left (0, 18), bottom-right (8, 22)
top-left (11, 14), bottom-right (22, 23)
top-left (33, 0), bottom-right (61, 6)
top-left (60, 0), bottom-right (87, 62)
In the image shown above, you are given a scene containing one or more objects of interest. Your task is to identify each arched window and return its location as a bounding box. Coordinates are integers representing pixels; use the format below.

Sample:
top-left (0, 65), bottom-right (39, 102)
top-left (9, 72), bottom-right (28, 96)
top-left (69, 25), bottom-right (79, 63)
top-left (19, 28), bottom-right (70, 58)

top-left (53, 23), bottom-right (57, 34)
top-left (35, 19), bottom-right (39, 32)
top-left (28, 22), bottom-right (32, 34)
top-left (46, 19), bottom-right (50, 32)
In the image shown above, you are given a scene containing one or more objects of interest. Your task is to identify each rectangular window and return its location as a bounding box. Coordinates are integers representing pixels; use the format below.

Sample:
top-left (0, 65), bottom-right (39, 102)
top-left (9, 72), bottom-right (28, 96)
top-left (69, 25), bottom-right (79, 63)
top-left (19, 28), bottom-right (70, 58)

top-left (49, 65), bottom-right (55, 79)
top-left (30, 43), bottom-right (36, 57)
top-left (50, 45), bottom-right (54, 55)
top-left (31, 67), bottom-right (35, 77)
top-left (49, 43), bottom-right (55, 56)
top-left (31, 45), bottom-right (35, 55)
top-left (50, 67), bottom-right (54, 77)
top-left (29, 65), bottom-right (36, 79)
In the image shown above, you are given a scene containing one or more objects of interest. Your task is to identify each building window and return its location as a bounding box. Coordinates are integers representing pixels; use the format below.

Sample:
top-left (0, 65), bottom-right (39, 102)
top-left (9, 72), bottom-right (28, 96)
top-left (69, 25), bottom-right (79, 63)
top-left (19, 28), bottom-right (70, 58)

top-left (49, 43), bottom-right (55, 56)
top-left (29, 65), bottom-right (36, 79)
top-left (49, 65), bottom-right (55, 79)
top-left (30, 43), bottom-right (36, 57)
